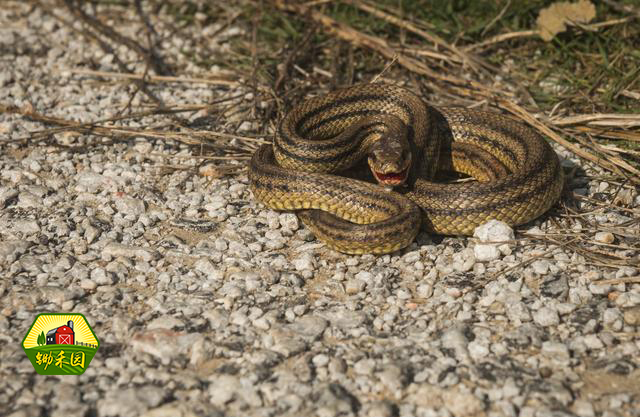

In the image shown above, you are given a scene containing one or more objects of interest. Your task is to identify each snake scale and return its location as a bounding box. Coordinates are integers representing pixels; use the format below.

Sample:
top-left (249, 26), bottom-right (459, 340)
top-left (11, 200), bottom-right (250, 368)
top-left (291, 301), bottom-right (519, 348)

top-left (249, 83), bottom-right (563, 254)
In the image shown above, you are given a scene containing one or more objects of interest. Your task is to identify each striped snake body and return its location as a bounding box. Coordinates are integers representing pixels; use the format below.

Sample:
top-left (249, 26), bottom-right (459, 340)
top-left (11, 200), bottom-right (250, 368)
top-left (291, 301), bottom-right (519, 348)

top-left (249, 84), bottom-right (563, 254)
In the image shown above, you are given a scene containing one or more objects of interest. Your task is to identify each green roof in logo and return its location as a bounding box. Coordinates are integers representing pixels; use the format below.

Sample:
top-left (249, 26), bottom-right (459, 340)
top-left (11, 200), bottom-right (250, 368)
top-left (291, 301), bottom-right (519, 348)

top-left (22, 313), bottom-right (100, 375)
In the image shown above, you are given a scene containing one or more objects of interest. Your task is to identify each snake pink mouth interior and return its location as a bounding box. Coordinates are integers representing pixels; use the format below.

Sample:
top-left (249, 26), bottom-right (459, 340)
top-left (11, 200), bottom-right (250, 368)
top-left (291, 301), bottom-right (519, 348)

top-left (373, 167), bottom-right (409, 185)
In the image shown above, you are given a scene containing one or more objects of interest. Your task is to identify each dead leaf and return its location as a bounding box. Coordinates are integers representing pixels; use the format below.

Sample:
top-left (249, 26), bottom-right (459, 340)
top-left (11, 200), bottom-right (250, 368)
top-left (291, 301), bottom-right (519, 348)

top-left (537, 0), bottom-right (596, 41)
top-left (199, 163), bottom-right (225, 178)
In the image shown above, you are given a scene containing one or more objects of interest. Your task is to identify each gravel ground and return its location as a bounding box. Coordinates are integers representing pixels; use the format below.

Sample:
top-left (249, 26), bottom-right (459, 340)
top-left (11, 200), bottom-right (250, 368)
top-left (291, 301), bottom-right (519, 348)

top-left (1, 3), bottom-right (639, 417)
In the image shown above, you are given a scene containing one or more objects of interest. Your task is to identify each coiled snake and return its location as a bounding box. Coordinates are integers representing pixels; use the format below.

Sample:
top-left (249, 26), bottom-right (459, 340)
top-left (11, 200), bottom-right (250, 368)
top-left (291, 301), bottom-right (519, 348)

top-left (249, 83), bottom-right (563, 254)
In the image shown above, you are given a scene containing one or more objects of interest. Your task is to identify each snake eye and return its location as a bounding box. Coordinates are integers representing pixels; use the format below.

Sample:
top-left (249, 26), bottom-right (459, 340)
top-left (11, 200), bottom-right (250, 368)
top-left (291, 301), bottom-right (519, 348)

top-left (369, 149), bottom-right (383, 165)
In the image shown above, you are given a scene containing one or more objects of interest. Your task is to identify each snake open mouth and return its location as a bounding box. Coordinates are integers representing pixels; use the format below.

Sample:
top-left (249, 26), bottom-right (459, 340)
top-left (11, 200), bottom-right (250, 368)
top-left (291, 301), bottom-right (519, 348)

top-left (372, 166), bottom-right (409, 186)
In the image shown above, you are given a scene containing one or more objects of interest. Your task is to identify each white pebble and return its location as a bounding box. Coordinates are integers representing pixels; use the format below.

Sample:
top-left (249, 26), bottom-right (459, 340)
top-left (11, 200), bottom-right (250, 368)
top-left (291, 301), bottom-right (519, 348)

top-left (279, 213), bottom-right (299, 231)
top-left (468, 341), bottom-right (489, 360)
top-left (91, 267), bottom-right (115, 285)
top-left (541, 341), bottom-right (570, 361)
top-left (474, 244), bottom-right (501, 262)
top-left (453, 248), bottom-right (475, 272)
top-left (292, 254), bottom-right (314, 271)
top-left (531, 259), bottom-right (551, 275)
top-left (533, 306), bottom-right (559, 326)
top-left (345, 279), bottom-right (366, 294)
top-left (473, 220), bottom-right (514, 262)
top-left (354, 270), bottom-right (373, 282)
top-left (594, 232), bottom-right (615, 244)
top-left (583, 334), bottom-right (604, 350)
top-left (474, 219), bottom-right (515, 242)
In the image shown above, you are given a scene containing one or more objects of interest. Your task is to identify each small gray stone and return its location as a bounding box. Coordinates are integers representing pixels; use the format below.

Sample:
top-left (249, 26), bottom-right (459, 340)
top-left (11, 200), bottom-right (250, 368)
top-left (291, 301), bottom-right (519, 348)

top-left (377, 365), bottom-right (404, 391)
top-left (267, 326), bottom-right (307, 357)
top-left (91, 268), bottom-right (115, 285)
top-left (140, 403), bottom-right (199, 417)
top-left (329, 357), bottom-right (347, 375)
top-left (345, 257), bottom-right (359, 266)
top-left (313, 354), bottom-right (330, 367)
top-left (572, 400), bottom-right (596, 417)
top-left (29, 159), bottom-right (42, 172)
top-left (345, 278), bottom-right (366, 294)
top-left (506, 301), bottom-right (532, 323)
top-left (227, 240), bottom-right (251, 259)
top-left (79, 278), bottom-right (97, 290)
top-left (541, 275), bottom-right (569, 299)
top-left (19, 256), bottom-right (43, 274)
top-left (453, 248), bottom-right (475, 272)
top-left (365, 401), bottom-right (396, 417)
top-left (214, 237), bottom-right (228, 251)
top-left (292, 254), bottom-right (314, 271)
top-left (473, 220), bottom-right (514, 261)
top-left (468, 340), bottom-right (489, 360)
top-left (97, 387), bottom-right (165, 417)
top-left (115, 196), bottom-right (146, 216)
top-left (354, 358), bottom-right (376, 374)
top-left (131, 330), bottom-right (202, 365)
top-left (614, 292), bottom-right (640, 308)
top-left (442, 389), bottom-right (484, 417)
top-left (218, 283), bottom-right (244, 299)
top-left (623, 306), bottom-right (640, 326)
top-left (194, 258), bottom-right (218, 277)
top-left (541, 341), bottom-right (570, 362)
top-left (615, 266), bottom-right (637, 278)
top-left (264, 230), bottom-right (285, 250)
top-left (103, 242), bottom-right (159, 262)
top-left (354, 270), bottom-right (373, 282)
top-left (17, 191), bottom-right (42, 208)
top-left (279, 213), bottom-right (299, 231)
top-left (208, 374), bottom-right (238, 406)
top-left (320, 308), bottom-right (366, 329)
top-left (84, 225), bottom-right (100, 244)
top-left (76, 172), bottom-right (111, 193)
top-left (603, 308), bottom-right (623, 330)
top-left (531, 259), bottom-right (551, 275)
top-left (205, 195), bottom-right (227, 210)
top-left (148, 315), bottom-right (185, 330)
top-left (594, 231), bottom-right (615, 244)
top-left (441, 326), bottom-right (469, 359)
top-left (474, 219), bottom-right (514, 241)
top-left (69, 263), bottom-right (89, 281)
top-left (533, 306), bottom-right (560, 326)
top-left (0, 187), bottom-right (18, 208)
top-left (13, 219), bottom-right (41, 235)
top-left (316, 383), bottom-right (359, 415)
top-left (288, 315), bottom-right (328, 342)
top-left (38, 286), bottom-right (67, 306)
top-left (402, 250), bottom-right (421, 263)
top-left (583, 334), bottom-right (604, 350)
top-left (589, 282), bottom-right (612, 295)
top-left (417, 283), bottom-right (433, 298)
top-left (243, 272), bottom-right (262, 292)
top-left (473, 244), bottom-right (501, 262)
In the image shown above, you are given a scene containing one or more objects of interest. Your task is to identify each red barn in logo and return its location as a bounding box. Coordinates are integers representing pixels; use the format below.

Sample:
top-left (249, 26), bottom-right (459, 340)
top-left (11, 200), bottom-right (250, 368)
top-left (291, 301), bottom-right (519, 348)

top-left (46, 320), bottom-right (75, 345)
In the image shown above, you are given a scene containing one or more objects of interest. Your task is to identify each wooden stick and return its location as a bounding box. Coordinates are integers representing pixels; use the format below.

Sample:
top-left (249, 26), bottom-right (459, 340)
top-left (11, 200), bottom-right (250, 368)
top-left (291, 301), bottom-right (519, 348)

top-left (498, 100), bottom-right (640, 184)
top-left (273, 0), bottom-right (489, 92)
top-left (551, 113), bottom-right (640, 128)
top-left (344, 0), bottom-right (497, 74)
top-left (63, 68), bottom-right (240, 87)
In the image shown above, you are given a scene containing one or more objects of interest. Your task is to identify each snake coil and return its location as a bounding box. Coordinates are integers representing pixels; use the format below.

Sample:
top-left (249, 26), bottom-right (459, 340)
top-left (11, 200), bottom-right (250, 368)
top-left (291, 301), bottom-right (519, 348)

top-left (249, 83), bottom-right (563, 254)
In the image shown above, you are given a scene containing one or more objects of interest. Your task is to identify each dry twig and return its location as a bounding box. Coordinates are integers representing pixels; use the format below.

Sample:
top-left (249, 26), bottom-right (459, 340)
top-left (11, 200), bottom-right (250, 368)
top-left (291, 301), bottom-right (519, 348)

top-left (63, 68), bottom-right (240, 87)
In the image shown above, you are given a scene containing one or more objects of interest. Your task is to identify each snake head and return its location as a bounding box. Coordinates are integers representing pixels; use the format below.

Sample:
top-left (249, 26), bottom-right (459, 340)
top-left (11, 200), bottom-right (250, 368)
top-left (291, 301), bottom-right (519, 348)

top-left (367, 137), bottom-right (412, 187)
